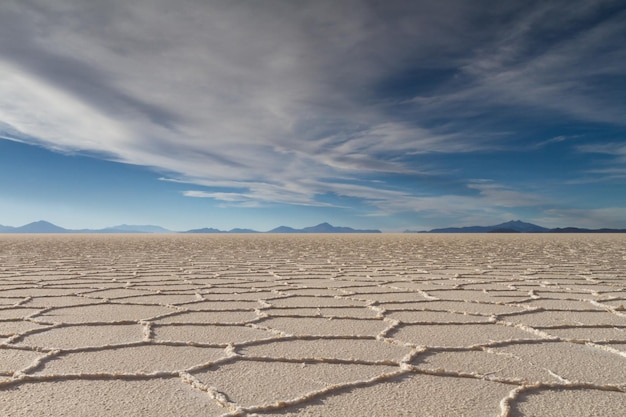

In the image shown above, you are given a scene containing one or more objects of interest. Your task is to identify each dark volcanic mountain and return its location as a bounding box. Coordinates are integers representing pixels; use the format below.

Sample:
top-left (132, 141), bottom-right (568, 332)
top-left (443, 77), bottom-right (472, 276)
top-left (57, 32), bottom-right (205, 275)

top-left (269, 222), bottom-right (381, 233)
top-left (409, 220), bottom-right (626, 233)
top-left (0, 224), bottom-right (16, 232)
top-left (0, 221), bottom-right (380, 234)
top-left (0, 221), bottom-right (170, 234)
top-left (13, 220), bottom-right (69, 233)
top-left (267, 225), bottom-right (298, 233)
top-left (105, 224), bottom-right (173, 233)
top-left (419, 220), bottom-right (548, 233)
top-left (182, 227), bottom-right (226, 234)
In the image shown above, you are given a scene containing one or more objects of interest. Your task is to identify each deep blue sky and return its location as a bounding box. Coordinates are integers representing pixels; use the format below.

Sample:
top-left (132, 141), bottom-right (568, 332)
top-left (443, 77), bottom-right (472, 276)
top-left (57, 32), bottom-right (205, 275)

top-left (1, 0), bottom-right (625, 231)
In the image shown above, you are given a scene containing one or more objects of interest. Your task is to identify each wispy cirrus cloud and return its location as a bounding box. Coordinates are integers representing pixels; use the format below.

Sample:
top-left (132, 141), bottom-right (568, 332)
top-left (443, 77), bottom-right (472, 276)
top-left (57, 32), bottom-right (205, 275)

top-left (0, 0), bottom-right (624, 223)
top-left (534, 207), bottom-right (626, 229)
top-left (410, 0), bottom-right (626, 127)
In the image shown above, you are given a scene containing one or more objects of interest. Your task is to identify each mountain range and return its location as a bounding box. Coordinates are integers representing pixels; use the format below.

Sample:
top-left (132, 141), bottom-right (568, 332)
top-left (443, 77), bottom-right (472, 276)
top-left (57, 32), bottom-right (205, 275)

top-left (1, 220), bottom-right (625, 234)
top-left (0, 221), bottom-right (381, 234)
top-left (406, 220), bottom-right (626, 233)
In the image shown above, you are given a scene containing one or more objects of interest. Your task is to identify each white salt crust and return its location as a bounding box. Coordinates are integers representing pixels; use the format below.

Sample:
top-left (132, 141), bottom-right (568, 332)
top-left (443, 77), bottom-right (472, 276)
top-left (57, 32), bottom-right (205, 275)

top-left (0, 234), bottom-right (624, 416)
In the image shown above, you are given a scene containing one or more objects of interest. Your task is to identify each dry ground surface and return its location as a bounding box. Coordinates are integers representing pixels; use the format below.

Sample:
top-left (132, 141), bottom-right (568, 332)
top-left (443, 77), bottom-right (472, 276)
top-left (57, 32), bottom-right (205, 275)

top-left (1, 234), bottom-right (625, 416)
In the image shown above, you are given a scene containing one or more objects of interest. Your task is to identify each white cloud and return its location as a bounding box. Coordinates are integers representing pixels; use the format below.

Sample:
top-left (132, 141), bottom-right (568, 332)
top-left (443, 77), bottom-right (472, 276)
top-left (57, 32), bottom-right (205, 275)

top-left (0, 60), bottom-right (132, 154)
top-left (412, 0), bottom-right (626, 126)
top-left (0, 0), bottom-right (623, 218)
top-left (0, 0), bottom-right (476, 206)
top-left (534, 207), bottom-right (626, 229)
top-left (466, 181), bottom-right (547, 207)
top-left (577, 143), bottom-right (626, 157)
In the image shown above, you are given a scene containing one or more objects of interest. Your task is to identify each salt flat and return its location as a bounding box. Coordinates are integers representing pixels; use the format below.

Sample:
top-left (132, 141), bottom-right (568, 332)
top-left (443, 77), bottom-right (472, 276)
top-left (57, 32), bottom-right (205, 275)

top-left (0, 234), bottom-right (624, 416)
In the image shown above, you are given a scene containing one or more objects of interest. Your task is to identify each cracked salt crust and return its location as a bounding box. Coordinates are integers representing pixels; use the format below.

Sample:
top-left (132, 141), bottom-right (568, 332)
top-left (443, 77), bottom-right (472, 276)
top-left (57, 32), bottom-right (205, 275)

top-left (493, 341), bottom-right (625, 385)
top-left (34, 344), bottom-right (227, 375)
top-left (154, 324), bottom-right (274, 345)
top-left (156, 310), bottom-right (259, 324)
top-left (255, 373), bottom-right (513, 417)
top-left (503, 310), bottom-right (626, 326)
top-left (542, 326), bottom-right (626, 341)
top-left (389, 322), bottom-right (543, 347)
top-left (1, 348), bottom-right (44, 375)
top-left (37, 303), bottom-right (172, 323)
top-left (510, 387), bottom-right (626, 417)
top-left (0, 377), bottom-right (225, 416)
top-left (0, 234), bottom-right (625, 416)
top-left (16, 323), bottom-right (144, 349)
top-left (415, 348), bottom-right (561, 383)
top-left (193, 360), bottom-right (397, 409)
top-left (240, 338), bottom-right (410, 362)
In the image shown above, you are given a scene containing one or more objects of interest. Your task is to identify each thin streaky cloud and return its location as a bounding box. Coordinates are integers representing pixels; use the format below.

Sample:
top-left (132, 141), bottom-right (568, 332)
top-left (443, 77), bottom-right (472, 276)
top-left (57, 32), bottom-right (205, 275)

top-left (0, 0), bottom-right (624, 229)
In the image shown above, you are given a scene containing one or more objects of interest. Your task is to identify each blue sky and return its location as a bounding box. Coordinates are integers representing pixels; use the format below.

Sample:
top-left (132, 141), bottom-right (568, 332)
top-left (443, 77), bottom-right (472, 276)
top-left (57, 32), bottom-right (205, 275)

top-left (0, 0), bottom-right (625, 231)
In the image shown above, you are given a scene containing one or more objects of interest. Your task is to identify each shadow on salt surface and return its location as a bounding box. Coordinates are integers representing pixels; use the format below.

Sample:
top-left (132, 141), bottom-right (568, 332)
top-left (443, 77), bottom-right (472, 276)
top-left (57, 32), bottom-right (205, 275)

top-left (542, 326), bottom-right (626, 342)
top-left (97, 293), bottom-right (201, 305)
top-left (381, 300), bottom-right (527, 315)
top-left (0, 308), bottom-right (43, 320)
top-left (155, 310), bottom-right (259, 324)
top-left (1, 347), bottom-right (44, 375)
top-left (16, 324), bottom-right (144, 349)
top-left (182, 300), bottom-right (261, 310)
top-left (265, 306), bottom-right (379, 318)
top-left (388, 323), bottom-right (541, 348)
top-left (414, 349), bottom-right (561, 384)
top-left (37, 304), bottom-right (172, 323)
top-left (268, 296), bottom-right (368, 307)
top-left (385, 310), bottom-right (492, 323)
top-left (33, 344), bottom-right (227, 375)
top-left (240, 338), bottom-right (410, 362)
top-left (0, 288), bottom-right (80, 297)
top-left (518, 299), bottom-right (608, 310)
top-left (492, 341), bottom-right (626, 385)
top-left (254, 373), bottom-right (511, 417)
top-left (153, 324), bottom-right (274, 344)
top-left (348, 292), bottom-right (429, 303)
top-left (599, 341), bottom-right (626, 352)
top-left (502, 310), bottom-right (626, 326)
top-left (0, 378), bottom-right (225, 417)
top-left (0, 320), bottom-right (49, 336)
top-left (429, 289), bottom-right (530, 303)
top-left (193, 360), bottom-right (396, 409)
top-left (282, 288), bottom-right (348, 296)
top-left (510, 387), bottom-right (626, 417)
top-left (259, 317), bottom-right (388, 337)
top-left (0, 297), bottom-right (27, 306)
top-left (200, 291), bottom-right (277, 300)
top-left (79, 288), bottom-right (153, 299)
top-left (21, 296), bottom-right (108, 307)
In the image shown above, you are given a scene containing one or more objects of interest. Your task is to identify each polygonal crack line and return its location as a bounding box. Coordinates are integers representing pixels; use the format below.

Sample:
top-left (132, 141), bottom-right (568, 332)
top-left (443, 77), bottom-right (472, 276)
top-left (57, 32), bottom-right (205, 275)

top-left (1, 371), bottom-right (196, 392)
top-left (494, 320), bottom-right (561, 340)
top-left (496, 383), bottom-right (626, 417)
top-left (13, 340), bottom-right (234, 377)
top-left (376, 318), bottom-right (400, 340)
top-left (179, 371), bottom-right (241, 413)
top-left (219, 367), bottom-right (411, 417)
top-left (2, 322), bottom-right (60, 345)
top-left (6, 320), bottom-right (151, 348)
top-left (232, 355), bottom-right (402, 368)
top-left (231, 334), bottom-right (377, 353)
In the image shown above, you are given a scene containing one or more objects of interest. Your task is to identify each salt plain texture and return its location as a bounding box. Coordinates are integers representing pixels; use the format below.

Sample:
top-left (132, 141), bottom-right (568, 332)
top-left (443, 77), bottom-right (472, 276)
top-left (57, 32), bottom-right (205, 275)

top-left (0, 234), bottom-right (625, 416)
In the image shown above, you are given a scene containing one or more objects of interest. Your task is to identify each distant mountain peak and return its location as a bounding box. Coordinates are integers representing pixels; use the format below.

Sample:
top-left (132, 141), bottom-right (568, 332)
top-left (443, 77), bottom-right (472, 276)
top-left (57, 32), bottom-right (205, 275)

top-left (182, 227), bottom-right (224, 234)
top-left (108, 224), bottom-right (173, 233)
top-left (271, 223), bottom-right (380, 233)
top-left (15, 220), bottom-right (68, 233)
top-left (413, 220), bottom-right (549, 234)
